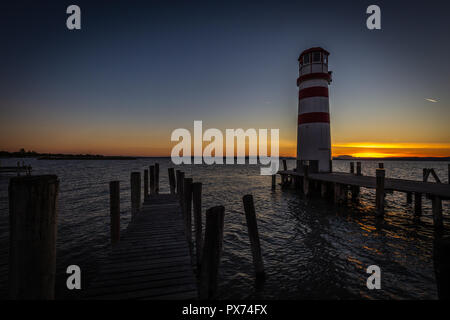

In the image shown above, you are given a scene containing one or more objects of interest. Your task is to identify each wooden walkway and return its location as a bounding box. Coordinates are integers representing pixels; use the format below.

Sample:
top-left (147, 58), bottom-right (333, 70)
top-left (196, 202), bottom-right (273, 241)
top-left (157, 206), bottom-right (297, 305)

top-left (84, 193), bottom-right (198, 300)
top-left (279, 170), bottom-right (450, 199)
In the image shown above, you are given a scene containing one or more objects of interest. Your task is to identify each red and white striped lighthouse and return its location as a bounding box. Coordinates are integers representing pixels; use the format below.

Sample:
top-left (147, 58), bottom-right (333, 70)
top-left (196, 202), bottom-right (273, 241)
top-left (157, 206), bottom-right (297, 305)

top-left (296, 47), bottom-right (332, 172)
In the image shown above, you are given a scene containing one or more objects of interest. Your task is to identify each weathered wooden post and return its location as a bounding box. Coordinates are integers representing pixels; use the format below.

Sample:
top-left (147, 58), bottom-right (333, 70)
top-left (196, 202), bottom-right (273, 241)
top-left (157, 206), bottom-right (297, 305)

top-left (303, 163), bottom-right (310, 195)
top-left (414, 192), bottom-right (422, 216)
top-left (109, 181), bottom-right (120, 245)
top-left (433, 236), bottom-right (450, 299)
top-left (320, 182), bottom-right (328, 198)
top-left (176, 170), bottom-right (181, 194)
top-left (282, 159), bottom-right (287, 171)
top-left (144, 169), bottom-right (149, 199)
top-left (192, 182), bottom-right (203, 270)
top-left (406, 192), bottom-right (412, 204)
top-left (130, 172), bottom-right (141, 219)
top-left (8, 175), bottom-right (59, 299)
top-left (149, 165), bottom-right (155, 195)
top-left (183, 177), bottom-right (193, 245)
top-left (271, 174), bottom-right (276, 190)
top-left (356, 162), bottom-right (362, 176)
top-left (378, 163), bottom-right (384, 169)
top-left (242, 195), bottom-right (265, 280)
top-left (199, 206), bottom-right (225, 300)
top-left (333, 183), bottom-right (346, 204)
top-left (350, 162), bottom-right (355, 174)
top-left (375, 168), bottom-right (385, 217)
top-left (423, 168), bottom-right (428, 182)
top-left (155, 162), bottom-right (160, 194)
top-left (432, 196), bottom-right (443, 229)
top-left (168, 168), bottom-right (176, 194)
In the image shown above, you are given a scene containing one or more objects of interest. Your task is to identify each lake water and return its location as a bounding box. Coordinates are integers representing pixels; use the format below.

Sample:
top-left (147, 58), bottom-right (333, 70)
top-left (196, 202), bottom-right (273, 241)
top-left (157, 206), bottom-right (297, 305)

top-left (0, 158), bottom-right (449, 299)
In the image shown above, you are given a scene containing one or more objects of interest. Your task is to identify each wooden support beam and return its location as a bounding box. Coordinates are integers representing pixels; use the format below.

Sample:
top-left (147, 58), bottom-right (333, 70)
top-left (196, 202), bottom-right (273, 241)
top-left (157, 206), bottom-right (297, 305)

top-left (376, 168), bottom-right (385, 217)
top-left (242, 195), bottom-right (265, 280)
top-left (414, 192), bottom-right (422, 216)
top-left (378, 163), bottom-right (384, 169)
top-left (168, 168), bottom-right (176, 194)
top-left (356, 162), bottom-right (362, 176)
top-left (199, 206), bottom-right (225, 300)
top-left (282, 159), bottom-right (287, 171)
top-left (144, 169), bottom-right (149, 199)
top-left (406, 192), bottom-right (412, 204)
top-left (149, 165), bottom-right (155, 194)
top-left (192, 182), bottom-right (203, 270)
top-left (109, 181), bottom-right (120, 245)
top-left (303, 164), bottom-right (310, 196)
top-left (155, 163), bottom-right (160, 194)
top-left (320, 182), bottom-right (327, 198)
top-left (271, 174), bottom-right (276, 190)
top-left (176, 170), bottom-right (181, 195)
top-left (333, 183), bottom-right (346, 204)
top-left (183, 178), bottom-right (193, 245)
top-left (8, 175), bottom-right (59, 299)
top-left (350, 162), bottom-right (355, 174)
top-left (432, 196), bottom-right (443, 229)
top-left (434, 237), bottom-right (450, 299)
top-left (130, 172), bottom-right (141, 219)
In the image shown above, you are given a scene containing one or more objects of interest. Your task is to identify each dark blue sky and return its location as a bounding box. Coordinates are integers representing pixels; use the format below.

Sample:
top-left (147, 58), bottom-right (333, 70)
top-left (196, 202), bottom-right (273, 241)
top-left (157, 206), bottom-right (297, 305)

top-left (1, 0), bottom-right (449, 156)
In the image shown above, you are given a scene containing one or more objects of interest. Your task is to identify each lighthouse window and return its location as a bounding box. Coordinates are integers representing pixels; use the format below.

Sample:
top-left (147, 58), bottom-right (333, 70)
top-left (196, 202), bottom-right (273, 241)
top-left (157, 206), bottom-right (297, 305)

top-left (313, 52), bottom-right (321, 62)
top-left (303, 53), bottom-right (310, 64)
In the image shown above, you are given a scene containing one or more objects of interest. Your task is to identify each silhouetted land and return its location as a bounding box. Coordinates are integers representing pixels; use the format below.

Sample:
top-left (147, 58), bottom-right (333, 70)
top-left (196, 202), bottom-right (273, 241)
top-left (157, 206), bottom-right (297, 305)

top-left (0, 150), bottom-right (136, 160)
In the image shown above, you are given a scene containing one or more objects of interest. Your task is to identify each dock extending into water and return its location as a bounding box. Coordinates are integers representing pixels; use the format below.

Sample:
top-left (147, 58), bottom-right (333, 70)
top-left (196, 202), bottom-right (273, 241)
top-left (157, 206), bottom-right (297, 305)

top-left (277, 161), bottom-right (450, 228)
top-left (84, 193), bottom-right (197, 300)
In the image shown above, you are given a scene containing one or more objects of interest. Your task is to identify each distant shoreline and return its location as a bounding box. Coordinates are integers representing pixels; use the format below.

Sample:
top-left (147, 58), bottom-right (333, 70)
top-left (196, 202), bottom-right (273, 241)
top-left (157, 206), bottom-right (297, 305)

top-left (1, 150), bottom-right (449, 161)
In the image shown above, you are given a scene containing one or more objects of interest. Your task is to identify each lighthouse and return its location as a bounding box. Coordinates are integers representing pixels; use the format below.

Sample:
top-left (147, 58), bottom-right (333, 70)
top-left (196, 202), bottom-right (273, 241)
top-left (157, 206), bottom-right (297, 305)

top-left (296, 47), bottom-right (332, 172)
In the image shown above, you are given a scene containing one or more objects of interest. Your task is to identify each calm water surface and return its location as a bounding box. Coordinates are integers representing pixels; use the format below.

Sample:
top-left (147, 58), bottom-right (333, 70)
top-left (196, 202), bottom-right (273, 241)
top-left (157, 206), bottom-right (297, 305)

top-left (0, 158), bottom-right (449, 299)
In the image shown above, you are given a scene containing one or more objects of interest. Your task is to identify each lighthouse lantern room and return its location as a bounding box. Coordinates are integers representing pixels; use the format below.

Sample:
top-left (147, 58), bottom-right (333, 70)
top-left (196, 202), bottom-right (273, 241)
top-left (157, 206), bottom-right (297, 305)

top-left (296, 47), bottom-right (332, 173)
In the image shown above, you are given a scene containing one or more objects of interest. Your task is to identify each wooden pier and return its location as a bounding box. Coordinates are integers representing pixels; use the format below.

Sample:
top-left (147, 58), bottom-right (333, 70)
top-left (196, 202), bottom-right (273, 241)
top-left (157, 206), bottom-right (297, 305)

top-left (84, 193), bottom-right (198, 300)
top-left (277, 161), bottom-right (450, 228)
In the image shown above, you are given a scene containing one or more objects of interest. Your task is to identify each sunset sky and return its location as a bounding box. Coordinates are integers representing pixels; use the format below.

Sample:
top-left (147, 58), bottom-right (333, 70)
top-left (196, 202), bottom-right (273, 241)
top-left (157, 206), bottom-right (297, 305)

top-left (1, 0), bottom-right (449, 158)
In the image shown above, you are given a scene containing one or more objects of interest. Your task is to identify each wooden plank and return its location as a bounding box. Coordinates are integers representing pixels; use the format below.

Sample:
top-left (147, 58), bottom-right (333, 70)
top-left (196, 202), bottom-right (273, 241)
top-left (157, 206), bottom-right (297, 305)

top-left (278, 170), bottom-right (450, 198)
top-left (85, 193), bottom-right (197, 300)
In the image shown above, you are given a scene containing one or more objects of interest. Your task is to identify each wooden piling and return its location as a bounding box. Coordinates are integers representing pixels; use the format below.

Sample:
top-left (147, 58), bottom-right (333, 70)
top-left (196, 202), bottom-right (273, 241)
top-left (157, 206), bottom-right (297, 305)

top-left (378, 163), bottom-right (384, 169)
top-left (192, 182), bottom-right (203, 270)
top-left (176, 170), bottom-right (181, 194)
top-left (149, 165), bottom-right (155, 195)
top-left (320, 182), bottom-right (327, 198)
top-left (168, 168), bottom-right (176, 194)
top-left (333, 183), bottom-right (346, 204)
top-left (448, 164), bottom-right (450, 184)
top-left (414, 192), bottom-right (422, 216)
top-left (271, 174), bottom-right (276, 190)
top-left (242, 195), bottom-right (265, 280)
top-left (144, 169), bottom-right (149, 199)
top-left (183, 177), bottom-right (193, 245)
top-left (199, 206), bottom-right (225, 300)
top-left (109, 181), bottom-right (120, 245)
top-left (432, 196), bottom-right (443, 229)
top-left (130, 172), bottom-right (141, 219)
top-left (8, 175), bottom-right (59, 299)
top-left (179, 171), bottom-right (185, 199)
top-left (375, 168), bottom-right (385, 217)
top-left (406, 192), bottom-right (412, 204)
top-left (350, 162), bottom-right (355, 174)
top-left (282, 159), bottom-right (287, 171)
top-left (433, 236), bottom-right (450, 299)
top-left (356, 162), bottom-right (362, 176)
top-left (155, 163), bottom-right (160, 194)
top-left (303, 164), bottom-right (310, 195)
